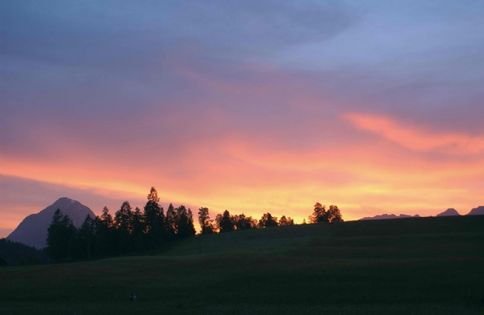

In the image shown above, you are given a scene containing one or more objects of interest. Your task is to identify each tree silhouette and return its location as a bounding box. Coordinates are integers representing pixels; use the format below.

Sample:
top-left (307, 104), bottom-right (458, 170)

top-left (144, 187), bottom-right (165, 245)
top-left (175, 206), bottom-right (196, 238)
top-left (114, 201), bottom-right (134, 253)
top-left (310, 202), bottom-right (327, 223)
top-left (94, 207), bottom-right (115, 256)
top-left (47, 209), bottom-right (76, 260)
top-left (165, 203), bottom-right (177, 238)
top-left (131, 207), bottom-right (145, 251)
top-left (279, 215), bottom-right (294, 226)
top-left (77, 215), bottom-right (96, 259)
top-left (326, 205), bottom-right (343, 223)
top-left (310, 202), bottom-right (343, 224)
top-left (115, 202), bottom-right (133, 232)
top-left (198, 207), bottom-right (214, 234)
top-left (43, 186), bottom-right (346, 262)
top-left (232, 214), bottom-right (256, 230)
top-left (217, 210), bottom-right (234, 233)
top-left (258, 212), bottom-right (278, 228)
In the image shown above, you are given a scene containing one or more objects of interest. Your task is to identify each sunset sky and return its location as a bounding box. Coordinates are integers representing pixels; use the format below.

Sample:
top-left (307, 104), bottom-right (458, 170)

top-left (1, 1), bottom-right (484, 237)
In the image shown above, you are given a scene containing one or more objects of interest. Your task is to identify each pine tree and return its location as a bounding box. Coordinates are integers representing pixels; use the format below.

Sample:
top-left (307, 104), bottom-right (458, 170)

top-left (165, 203), bottom-right (177, 237)
top-left (94, 207), bottom-right (115, 257)
top-left (131, 207), bottom-right (145, 251)
top-left (175, 206), bottom-right (196, 238)
top-left (217, 210), bottom-right (234, 233)
top-left (47, 209), bottom-right (77, 261)
top-left (144, 187), bottom-right (165, 245)
top-left (114, 201), bottom-right (134, 253)
top-left (198, 207), bottom-right (213, 234)
top-left (77, 215), bottom-right (96, 259)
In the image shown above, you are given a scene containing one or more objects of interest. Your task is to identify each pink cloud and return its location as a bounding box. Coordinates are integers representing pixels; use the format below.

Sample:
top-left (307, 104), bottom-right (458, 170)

top-left (344, 112), bottom-right (484, 154)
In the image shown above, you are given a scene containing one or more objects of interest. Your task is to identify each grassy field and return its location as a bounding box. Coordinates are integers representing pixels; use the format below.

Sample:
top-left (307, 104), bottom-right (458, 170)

top-left (1, 216), bottom-right (484, 314)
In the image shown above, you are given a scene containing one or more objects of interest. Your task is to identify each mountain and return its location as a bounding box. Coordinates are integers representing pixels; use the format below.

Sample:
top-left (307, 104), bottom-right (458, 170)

top-left (436, 208), bottom-right (460, 217)
top-left (360, 214), bottom-right (420, 221)
top-left (7, 197), bottom-right (95, 249)
top-left (467, 206), bottom-right (484, 216)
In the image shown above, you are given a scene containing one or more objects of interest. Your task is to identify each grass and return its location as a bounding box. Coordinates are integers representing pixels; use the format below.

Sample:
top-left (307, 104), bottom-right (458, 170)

top-left (1, 216), bottom-right (484, 314)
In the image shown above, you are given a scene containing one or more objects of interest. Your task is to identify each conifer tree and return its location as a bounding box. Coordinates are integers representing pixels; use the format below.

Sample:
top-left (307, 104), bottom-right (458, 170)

top-left (47, 209), bottom-right (76, 261)
top-left (94, 207), bottom-right (115, 256)
top-left (217, 210), bottom-right (234, 233)
top-left (77, 215), bottom-right (96, 259)
top-left (144, 187), bottom-right (165, 245)
top-left (114, 201), bottom-right (133, 253)
top-left (198, 207), bottom-right (214, 234)
top-left (175, 206), bottom-right (196, 238)
top-left (165, 203), bottom-right (177, 237)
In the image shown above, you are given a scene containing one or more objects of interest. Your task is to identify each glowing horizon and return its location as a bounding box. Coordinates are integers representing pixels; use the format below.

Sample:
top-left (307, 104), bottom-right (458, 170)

top-left (1, 1), bottom-right (484, 237)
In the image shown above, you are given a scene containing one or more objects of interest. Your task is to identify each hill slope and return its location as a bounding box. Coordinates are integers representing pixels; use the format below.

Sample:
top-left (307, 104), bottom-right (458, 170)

top-left (7, 197), bottom-right (95, 249)
top-left (0, 216), bottom-right (483, 315)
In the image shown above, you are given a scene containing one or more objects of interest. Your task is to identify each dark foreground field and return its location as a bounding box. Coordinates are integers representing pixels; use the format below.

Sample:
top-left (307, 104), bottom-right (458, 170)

top-left (1, 216), bottom-right (484, 315)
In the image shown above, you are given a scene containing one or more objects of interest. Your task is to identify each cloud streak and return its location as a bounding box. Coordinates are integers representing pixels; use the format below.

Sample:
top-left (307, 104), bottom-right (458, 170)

top-left (345, 112), bottom-right (484, 154)
top-left (1, 1), bottom-right (484, 233)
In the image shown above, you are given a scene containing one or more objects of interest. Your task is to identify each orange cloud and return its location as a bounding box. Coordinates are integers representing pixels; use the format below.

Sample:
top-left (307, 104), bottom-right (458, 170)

top-left (1, 115), bottom-right (484, 235)
top-left (344, 112), bottom-right (484, 154)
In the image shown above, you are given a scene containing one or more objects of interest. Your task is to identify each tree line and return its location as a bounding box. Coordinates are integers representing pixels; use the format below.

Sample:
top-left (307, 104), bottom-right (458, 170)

top-left (46, 187), bottom-right (343, 261)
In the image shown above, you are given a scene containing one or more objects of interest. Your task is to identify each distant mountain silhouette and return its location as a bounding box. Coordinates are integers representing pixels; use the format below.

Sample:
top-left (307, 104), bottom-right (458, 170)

top-left (467, 206), bottom-right (484, 216)
top-left (436, 208), bottom-right (460, 217)
top-left (7, 197), bottom-right (95, 249)
top-left (360, 214), bottom-right (420, 221)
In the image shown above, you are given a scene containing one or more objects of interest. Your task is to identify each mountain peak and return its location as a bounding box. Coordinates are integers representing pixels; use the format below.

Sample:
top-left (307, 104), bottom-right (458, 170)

top-left (468, 206), bottom-right (484, 216)
top-left (51, 197), bottom-right (81, 208)
top-left (7, 197), bottom-right (95, 249)
top-left (436, 208), bottom-right (460, 217)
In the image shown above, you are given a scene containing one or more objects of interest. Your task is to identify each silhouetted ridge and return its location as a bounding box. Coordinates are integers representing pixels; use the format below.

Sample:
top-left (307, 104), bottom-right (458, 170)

top-left (437, 208), bottom-right (460, 217)
top-left (7, 197), bottom-right (94, 249)
top-left (467, 206), bottom-right (484, 216)
top-left (360, 214), bottom-right (420, 221)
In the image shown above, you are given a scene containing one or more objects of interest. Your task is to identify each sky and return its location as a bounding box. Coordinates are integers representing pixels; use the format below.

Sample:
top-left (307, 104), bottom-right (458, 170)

top-left (1, 0), bottom-right (484, 237)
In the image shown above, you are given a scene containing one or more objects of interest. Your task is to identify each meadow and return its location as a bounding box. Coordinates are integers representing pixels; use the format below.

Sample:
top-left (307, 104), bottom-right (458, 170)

top-left (1, 216), bottom-right (483, 315)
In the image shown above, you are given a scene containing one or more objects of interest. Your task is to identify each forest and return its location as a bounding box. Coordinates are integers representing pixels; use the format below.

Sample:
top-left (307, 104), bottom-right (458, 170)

top-left (46, 187), bottom-right (343, 261)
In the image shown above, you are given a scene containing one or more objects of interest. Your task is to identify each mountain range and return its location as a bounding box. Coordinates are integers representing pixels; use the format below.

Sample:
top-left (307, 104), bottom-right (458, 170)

top-left (360, 214), bottom-right (420, 221)
top-left (7, 197), bottom-right (94, 249)
top-left (360, 206), bottom-right (483, 221)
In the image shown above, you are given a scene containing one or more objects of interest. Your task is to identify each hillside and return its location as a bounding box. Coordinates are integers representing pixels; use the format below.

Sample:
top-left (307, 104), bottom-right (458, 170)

top-left (7, 197), bottom-right (95, 249)
top-left (0, 216), bottom-right (483, 315)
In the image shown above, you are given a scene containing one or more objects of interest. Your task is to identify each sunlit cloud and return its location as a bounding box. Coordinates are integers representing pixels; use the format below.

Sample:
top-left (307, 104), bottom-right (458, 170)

top-left (344, 112), bottom-right (484, 154)
top-left (1, 1), bottom-right (484, 236)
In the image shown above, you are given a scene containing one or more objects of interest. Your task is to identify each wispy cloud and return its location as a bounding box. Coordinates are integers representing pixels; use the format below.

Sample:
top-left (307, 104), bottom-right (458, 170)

top-left (344, 112), bottom-right (484, 154)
